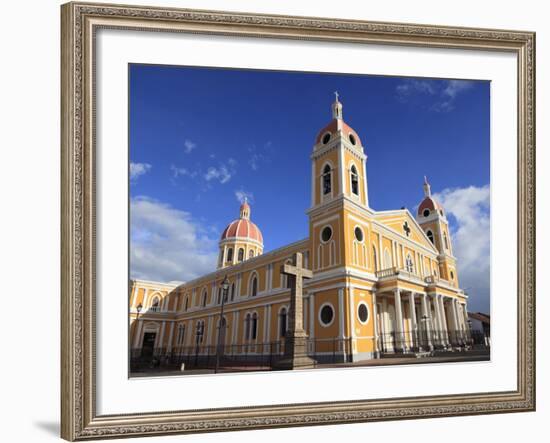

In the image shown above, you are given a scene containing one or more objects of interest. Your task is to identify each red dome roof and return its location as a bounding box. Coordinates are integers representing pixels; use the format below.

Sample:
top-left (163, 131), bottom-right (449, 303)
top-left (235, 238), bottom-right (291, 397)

top-left (315, 119), bottom-right (362, 146)
top-left (220, 219), bottom-right (263, 244)
top-left (418, 196), bottom-right (443, 216)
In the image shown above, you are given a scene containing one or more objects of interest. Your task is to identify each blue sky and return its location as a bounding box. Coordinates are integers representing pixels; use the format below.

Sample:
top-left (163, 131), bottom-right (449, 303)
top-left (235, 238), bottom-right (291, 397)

top-left (129, 64), bottom-right (490, 313)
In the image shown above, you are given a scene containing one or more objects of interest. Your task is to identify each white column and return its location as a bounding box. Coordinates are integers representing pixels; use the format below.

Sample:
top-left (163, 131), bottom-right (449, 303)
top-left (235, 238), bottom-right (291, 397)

top-left (311, 161), bottom-right (316, 206)
top-left (233, 311), bottom-right (240, 345)
top-left (133, 319), bottom-right (143, 348)
top-left (438, 296), bottom-right (449, 346)
top-left (420, 294), bottom-right (433, 349)
top-left (378, 235), bottom-right (383, 269)
top-left (265, 305), bottom-right (271, 343)
top-left (310, 292), bottom-right (315, 339)
top-left (372, 291), bottom-right (379, 354)
top-left (158, 321), bottom-right (166, 350)
top-left (338, 146), bottom-right (345, 196)
top-left (394, 289), bottom-right (404, 351)
top-left (451, 299), bottom-right (462, 344)
top-left (349, 288), bottom-right (356, 357)
top-left (363, 158), bottom-right (369, 208)
top-left (167, 322), bottom-right (175, 352)
top-left (130, 284), bottom-right (138, 308)
top-left (432, 294), bottom-right (446, 346)
top-left (408, 292), bottom-right (417, 349)
top-left (185, 320), bottom-right (193, 347)
top-left (338, 289), bottom-right (346, 360)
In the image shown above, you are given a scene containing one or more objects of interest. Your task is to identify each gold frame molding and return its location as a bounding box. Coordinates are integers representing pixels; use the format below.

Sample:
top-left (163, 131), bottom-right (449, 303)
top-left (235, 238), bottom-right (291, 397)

top-left (61, 2), bottom-right (536, 440)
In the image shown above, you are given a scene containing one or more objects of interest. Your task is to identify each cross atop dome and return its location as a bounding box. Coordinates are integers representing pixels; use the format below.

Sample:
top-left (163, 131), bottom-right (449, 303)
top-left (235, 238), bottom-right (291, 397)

top-left (332, 91), bottom-right (343, 120)
top-left (423, 175), bottom-right (432, 197)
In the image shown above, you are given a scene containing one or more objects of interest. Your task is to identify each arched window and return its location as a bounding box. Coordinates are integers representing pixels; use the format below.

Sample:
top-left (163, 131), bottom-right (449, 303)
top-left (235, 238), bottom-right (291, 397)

top-left (244, 313), bottom-right (251, 340)
top-left (250, 276), bottom-right (258, 297)
top-left (443, 233), bottom-right (449, 250)
top-left (350, 165), bottom-right (359, 196)
top-left (230, 283), bottom-right (235, 301)
top-left (406, 254), bottom-right (414, 273)
top-left (196, 320), bottom-right (205, 343)
top-left (150, 296), bottom-right (160, 312)
top-left (372, 246), bottom-right (378, 272)
top-left (426, 230), bottom-right (434, 244)
top-left (201, 290), bottom-right (207, 307)
top-left (249, 249), bottom-right (254, 259)
top-left (251, 313), bottom-right (258, 340)
top-left (279, 308), bottom-right (287, 337)
top-left (238, 248), bottom-right (244, 262)
top-left (226, 247), bottom-right (233, 262)
top-left (322, 164), bottom-right (331, 195)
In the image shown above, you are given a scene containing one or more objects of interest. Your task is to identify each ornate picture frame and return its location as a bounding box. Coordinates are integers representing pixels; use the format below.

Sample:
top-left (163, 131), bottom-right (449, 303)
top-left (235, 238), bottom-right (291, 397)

top-left (61, 2), bottom-right (535, 440)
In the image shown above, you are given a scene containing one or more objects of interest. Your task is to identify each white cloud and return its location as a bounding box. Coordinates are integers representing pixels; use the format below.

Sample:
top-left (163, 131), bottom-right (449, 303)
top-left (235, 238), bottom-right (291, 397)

top-left (433, 185), bottom-right (490, 312)
top-left (170, 164), bottom-right (197, 179)
top-left (129, 162), bottom-right (151, 182)
top-left (183, 139), bottom-right (197, 154)
top-left (235, 189), bottom-right (254, 204)
top-left (396, 79), bottom-right (474, 112)
top-left (130, 196), bottom-right (218, 283)
top-left (204, 158), bottom-right (237, 184)
top-left (247, 143), bottom-right (271, 171)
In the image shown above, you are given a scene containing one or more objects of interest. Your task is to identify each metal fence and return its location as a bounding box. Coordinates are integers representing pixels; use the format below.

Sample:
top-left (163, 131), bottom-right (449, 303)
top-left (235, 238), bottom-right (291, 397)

top-left (130, 337), bottom-right (353, 373)
top-left (377, 329), bottom-right (490, 354)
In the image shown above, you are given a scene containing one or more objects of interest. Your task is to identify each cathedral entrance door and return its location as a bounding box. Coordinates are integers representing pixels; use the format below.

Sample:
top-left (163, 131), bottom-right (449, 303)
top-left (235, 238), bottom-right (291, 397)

top-left (141, 332), bottom-right (156, 357)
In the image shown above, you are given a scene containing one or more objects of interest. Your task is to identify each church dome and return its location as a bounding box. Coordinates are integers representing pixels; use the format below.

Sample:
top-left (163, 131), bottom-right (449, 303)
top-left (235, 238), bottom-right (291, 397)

top-left (220, 201), bottom-right (263, 244)
top-left (418, 196), bottom-right (444, 216)
top-left (315, 93), bottom-right (362, 147)
top-left (315, 119), bottom-right (362, 147)
top-left (417, 177), bottom-right (445, 217)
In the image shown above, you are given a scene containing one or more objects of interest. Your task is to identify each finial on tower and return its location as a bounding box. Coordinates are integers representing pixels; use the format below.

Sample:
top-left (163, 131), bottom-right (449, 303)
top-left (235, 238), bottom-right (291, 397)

top-left (423, 176), bottom-right (432, 197)
top-left (332, 91), bottom-right (343, 120)
top-left (239, 199), bottom-right (251, 220)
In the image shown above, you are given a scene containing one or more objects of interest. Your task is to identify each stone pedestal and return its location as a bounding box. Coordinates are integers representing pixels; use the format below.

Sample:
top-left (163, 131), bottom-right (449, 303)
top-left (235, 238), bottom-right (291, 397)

top-left (274, 330), bottom-right (316, 370)
top-left (273, 252), bottom-right (317, 370)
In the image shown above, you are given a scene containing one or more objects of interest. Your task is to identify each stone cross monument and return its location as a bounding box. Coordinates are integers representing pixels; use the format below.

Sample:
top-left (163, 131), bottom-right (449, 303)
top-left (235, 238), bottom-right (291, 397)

top-left (275, 252), bottom-right (316, 370)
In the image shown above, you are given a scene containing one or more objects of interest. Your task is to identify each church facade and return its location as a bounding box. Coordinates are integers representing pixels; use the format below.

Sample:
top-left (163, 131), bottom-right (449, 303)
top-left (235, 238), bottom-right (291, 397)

top-left (130, 96), bottom-right (471, 368)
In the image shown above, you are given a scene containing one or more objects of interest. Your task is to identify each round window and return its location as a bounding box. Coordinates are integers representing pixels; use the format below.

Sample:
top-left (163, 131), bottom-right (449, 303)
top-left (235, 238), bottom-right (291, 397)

top-left (319, 304), bottom-right (334, 326)
top-left (322, 133), bottom-right (331, 144)
top-left (321, 226), bottom-right (332, 242)
top-left (357, 303), bottom-right (369, 323)
top-left (349, 133), bottom-right (357, 145)
top-left (354, 226), bottom-right (364, 242)
top-left (423, 209), bottom-right (430, 217)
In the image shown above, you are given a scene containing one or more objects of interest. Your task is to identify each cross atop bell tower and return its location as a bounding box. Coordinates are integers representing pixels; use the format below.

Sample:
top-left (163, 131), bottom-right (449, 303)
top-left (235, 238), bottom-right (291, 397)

top-left (332, 91), bottom-right (343, 120)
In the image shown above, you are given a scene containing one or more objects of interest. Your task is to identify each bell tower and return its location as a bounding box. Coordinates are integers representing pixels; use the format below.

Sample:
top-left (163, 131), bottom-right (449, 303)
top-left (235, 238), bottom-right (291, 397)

top-left (416, 177), bottom-right (459, 286)
top-left (310, 93), bottom-right (369, 210)
top-left (308, 94), bottom-right (371, 274)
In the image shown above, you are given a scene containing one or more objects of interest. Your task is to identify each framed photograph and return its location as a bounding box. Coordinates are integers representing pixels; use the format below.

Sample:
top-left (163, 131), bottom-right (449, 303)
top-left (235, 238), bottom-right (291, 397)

top-left (61, 1), bottom-right (536, 440)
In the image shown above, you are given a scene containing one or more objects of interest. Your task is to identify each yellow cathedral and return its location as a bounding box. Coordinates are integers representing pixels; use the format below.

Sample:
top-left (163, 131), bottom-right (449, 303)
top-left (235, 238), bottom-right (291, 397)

top-left (130, 95), bottom-right (472, 369)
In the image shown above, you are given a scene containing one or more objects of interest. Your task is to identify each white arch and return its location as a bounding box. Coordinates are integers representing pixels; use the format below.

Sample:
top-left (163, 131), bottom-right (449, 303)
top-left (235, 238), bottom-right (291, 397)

top-left (348, 159), bottom-right (361, 198)
top-left (248, 270), bottom-right (259, 296)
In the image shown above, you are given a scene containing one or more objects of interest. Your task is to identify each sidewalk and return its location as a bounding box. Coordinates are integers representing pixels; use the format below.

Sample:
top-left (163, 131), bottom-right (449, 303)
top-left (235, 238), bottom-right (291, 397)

top-left (131, 352), bottom-right (490, 377)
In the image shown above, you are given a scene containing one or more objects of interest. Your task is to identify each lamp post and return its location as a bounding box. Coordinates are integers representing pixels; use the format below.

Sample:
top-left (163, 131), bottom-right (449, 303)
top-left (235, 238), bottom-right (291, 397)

top-left (134, 303), bottom-right (143, 355)
top-left (215, 275), bottom-right (230, 374)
